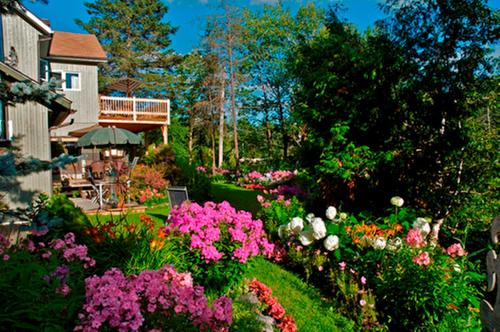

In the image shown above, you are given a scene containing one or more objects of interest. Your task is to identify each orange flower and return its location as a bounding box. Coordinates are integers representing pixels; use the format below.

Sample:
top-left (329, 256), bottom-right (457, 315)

top-left (157, 228), bottom-right (167, 238)
top-left (469, 307), bottom-right (480, 313)
top-left (150, 239), bottom-right (165, 251)
top-left (446, 304), bottom-right (459, 311)
top-left (394, 223), bottom-right (403, 232)
top-left (353, 236), bottom-right (361, 244)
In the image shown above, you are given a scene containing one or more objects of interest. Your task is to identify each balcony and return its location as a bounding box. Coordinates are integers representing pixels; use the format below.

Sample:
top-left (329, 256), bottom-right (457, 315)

top-left (98, 96), bottom-right (170, 133)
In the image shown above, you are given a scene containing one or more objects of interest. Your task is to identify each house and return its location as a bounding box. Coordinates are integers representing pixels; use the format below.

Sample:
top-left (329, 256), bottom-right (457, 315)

top-left (0, 2), bottom-right (171, 207)
top-left (0, 3), bottom-right (73, 207)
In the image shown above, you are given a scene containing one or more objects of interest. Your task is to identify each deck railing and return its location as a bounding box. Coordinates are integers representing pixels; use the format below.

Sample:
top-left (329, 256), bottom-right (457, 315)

top-left (99, 96), bottom-right (170, 124)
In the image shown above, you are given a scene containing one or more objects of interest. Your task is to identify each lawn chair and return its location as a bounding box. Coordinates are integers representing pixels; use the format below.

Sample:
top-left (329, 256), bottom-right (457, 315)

top-left (167, 186), bottom-right (189, 210)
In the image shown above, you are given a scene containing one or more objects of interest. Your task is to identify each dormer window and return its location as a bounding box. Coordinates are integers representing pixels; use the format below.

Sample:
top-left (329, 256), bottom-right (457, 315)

top-left (50, 70), bottom-right (81, 91)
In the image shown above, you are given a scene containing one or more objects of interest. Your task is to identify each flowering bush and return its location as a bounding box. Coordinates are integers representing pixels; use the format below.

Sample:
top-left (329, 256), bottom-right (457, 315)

top-left (239, 170), bottom-right (302, 198)
top-left (75, 265), bottom-right (232, 332)
top-left (129, 163), bottom-right (168, 205)
top-left (259, 196), bottom-right (484, 330)
top-left (248, 279), bottom-right (297, 332)
top-left (164, 201), bottom-right (274, 291)
top-left (0, 232), bottom-right (93, 330)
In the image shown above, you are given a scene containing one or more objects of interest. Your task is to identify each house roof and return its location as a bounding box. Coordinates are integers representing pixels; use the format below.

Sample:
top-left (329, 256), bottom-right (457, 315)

top-left (49, 32), bottom-right (107, 61)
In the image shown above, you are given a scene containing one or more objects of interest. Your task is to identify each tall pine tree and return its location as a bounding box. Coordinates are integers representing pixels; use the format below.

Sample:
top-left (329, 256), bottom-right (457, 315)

top-left (77, 0), bottom-right (178, 96)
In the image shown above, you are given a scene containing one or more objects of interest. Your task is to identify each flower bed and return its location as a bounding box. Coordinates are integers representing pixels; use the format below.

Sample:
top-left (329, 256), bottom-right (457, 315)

top-left (259, 197), bottom-right (483, 330)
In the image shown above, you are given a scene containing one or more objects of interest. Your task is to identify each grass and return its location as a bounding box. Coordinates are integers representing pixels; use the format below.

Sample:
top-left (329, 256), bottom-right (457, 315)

top-left (210, 182), bottom-right (262, 216)
top-left (88, 204), bottom-right (170, 225)
top-left (242, 257), bottom-right (354, 332)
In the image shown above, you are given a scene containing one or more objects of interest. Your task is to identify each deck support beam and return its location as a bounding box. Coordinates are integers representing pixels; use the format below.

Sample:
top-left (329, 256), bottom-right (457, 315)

top-left (161, 125), bottom-right (168, 145)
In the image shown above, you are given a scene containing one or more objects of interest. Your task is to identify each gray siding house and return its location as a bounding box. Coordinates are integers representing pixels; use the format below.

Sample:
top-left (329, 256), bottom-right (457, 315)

top-left (0, 3), bottom-right (73, 207)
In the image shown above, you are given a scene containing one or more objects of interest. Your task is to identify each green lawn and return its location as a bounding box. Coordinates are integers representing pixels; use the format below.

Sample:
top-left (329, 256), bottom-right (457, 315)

top-left (210, 182), bottom-right (262, 216)
top-left (241, 257), bottom-right (353, 332)
top-left (88, 204), bottom-right (170, 226)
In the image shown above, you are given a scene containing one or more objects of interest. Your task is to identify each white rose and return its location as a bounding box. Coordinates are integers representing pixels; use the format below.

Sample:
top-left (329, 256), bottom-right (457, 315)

top-left (325, 206), bottom-right (337, 221)
top-left (386, 237), bottom-right (402, 251)
top-left (372, 237), bottom-right (387, 250)
top-left (453, 264), bottom-right (461, 273)
top-left (299, 230), bottom-right (315, 246)
top-left (413, 217), bottom-right (431, 237)
top-left (311, 217), bottom-right (327, 240)
top-left (390, 196), bottom-right (404, 207)
top-left (305, 213), bottom-right (315, 223)
top-left (278, 224), bottom-right (290, 239)
top-left (289, 217), bottom-right (304, 234)
top-left (324, 235), bottom-right (340, 251)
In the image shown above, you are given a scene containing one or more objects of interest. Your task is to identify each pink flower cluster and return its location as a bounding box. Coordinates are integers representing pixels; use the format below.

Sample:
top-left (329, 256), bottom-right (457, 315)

top-left (196, 166), bottom-right (207, 173)
top-left (267, 184), bottom-right (303, 196)
top-left (446, 243), bottom-right (467, 257)
top-left (267, 170), bottom-right (295, 181)
top-left (166, 201), bottom-right (274, 263)
top-left (43, 265), bottom-right (71, 296)
top-left (0, 233), bottom-right (10, 256)
top-left (405, 229), bottom-right (425, 248)
top-left (49, 233), bottom-right (96, 269)
top-left (75, 265), bottom-right (232, 332)
top-left (246, 171), bottom-right (263, 180)
top-left (249, 279), bottom-right (297, 332)
top-left (413, 251), bottom-right (431, 266)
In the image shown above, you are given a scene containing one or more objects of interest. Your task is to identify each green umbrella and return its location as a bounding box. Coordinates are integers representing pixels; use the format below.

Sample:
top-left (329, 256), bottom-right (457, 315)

top-left (77, 127), bottom-right (143, 147)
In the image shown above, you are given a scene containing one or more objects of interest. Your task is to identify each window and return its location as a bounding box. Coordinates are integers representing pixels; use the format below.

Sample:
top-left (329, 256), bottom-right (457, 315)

top-left (49, 70), bottom-right (81, 91)
top-left (39, 59), bottom-right (50, 82)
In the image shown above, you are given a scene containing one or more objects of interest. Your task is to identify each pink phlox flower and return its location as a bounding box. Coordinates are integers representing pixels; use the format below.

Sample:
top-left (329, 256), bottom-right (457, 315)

top-left (447, 243), bottom-right (467, 257)
top-left (413, 251), bottom-right (431, 266)
top-left (406, 229), bottom-right (425, 248)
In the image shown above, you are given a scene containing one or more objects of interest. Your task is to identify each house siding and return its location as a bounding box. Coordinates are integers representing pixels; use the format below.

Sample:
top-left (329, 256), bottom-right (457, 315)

top-left (1, 13), bottom-right (41, 80)
top-left (1, 12), bottom-right (52, 207)
top-left (50, 62), bottom-right (99, 138)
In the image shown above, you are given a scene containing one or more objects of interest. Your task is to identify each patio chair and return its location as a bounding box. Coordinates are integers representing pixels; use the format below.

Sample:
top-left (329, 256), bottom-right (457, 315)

top-left (167, 186), bottom-right (189, 210)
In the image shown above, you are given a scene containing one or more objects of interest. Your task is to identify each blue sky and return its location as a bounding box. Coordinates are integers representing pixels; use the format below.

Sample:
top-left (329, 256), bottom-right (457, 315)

top-left (25, 0), bottom-right (500, 54)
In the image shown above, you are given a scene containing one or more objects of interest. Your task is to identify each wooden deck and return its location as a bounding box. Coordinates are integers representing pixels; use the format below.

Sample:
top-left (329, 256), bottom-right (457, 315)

top-left (98, 96), bottom-right (170, 128)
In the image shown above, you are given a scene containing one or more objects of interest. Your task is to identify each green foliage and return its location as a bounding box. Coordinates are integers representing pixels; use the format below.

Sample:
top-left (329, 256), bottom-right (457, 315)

top-left (175, 159), bottom-right (212, 202)
top-left (211, 182), bottom-right (262, 216)
top-left (292, 1), bottom-right (499, 217)
top-left (77, 0), bottom-right (178, 93)
top-left (0, 237), bottom-right (86, 331)
top-left (258, 196), bottom-right (304, 238)
top-left (375, 247), bottom-right (483, 331)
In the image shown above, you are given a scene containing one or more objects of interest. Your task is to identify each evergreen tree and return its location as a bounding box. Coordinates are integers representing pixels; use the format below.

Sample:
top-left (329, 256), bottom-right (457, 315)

top-left (76, 0), bottom-right (178, 95)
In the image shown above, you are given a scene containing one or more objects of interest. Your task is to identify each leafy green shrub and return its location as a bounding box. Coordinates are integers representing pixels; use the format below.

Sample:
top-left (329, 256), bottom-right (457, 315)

top-left (0, 232), bottom-right (93, 330)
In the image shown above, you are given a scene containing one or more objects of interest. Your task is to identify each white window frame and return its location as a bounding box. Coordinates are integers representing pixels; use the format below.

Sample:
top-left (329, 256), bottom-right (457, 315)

top-left (39, 59), bottom-right (50, 82)
top-left (50, 70), bottom-right (81, 91)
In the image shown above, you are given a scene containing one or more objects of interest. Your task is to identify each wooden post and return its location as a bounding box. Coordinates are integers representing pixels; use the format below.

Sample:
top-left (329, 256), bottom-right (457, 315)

top-left (161, 125), bottom-right (168, 145)
top-left (481, 216), bottom-right (500, 331)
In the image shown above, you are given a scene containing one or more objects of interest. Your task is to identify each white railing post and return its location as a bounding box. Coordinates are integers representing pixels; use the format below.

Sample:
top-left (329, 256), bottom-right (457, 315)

top-left (132, 96), bottom-right (137, 121)
top-left (167, 99), bottom-right (170, 125)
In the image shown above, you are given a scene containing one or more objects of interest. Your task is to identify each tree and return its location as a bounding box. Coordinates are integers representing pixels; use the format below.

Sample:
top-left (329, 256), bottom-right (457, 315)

top-left (292, 0), bottom-right (499, 215)
top-left (240, 2), bottom-right (324, 161)
top-left (77, 0), bottom-right (177, 94)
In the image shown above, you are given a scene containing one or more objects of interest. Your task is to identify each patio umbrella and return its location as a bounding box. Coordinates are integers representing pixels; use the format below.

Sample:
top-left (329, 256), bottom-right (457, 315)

top-left (77, 126), bottom-right (143, 147)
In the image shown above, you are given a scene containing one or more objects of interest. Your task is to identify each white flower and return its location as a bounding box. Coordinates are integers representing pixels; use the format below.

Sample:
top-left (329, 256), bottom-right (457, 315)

top-left (372, 237), bottom-right (387, 250)
top-left (413, 217), bottom-right (431, 237)
top-left (339, 212), bottom-right (348, 220)
top-left (453, 264), bottom-right (462, 273)
top-left (305, 213), bottom-right (315, 223)
top-left (386, 237), bottom-right (402, 251)
top-left (324, 235), bottom-right (340, 251)
top-left (325, 206), bottom-right (337, 221)
top-left (289, 217), bottom-right (304, 234)
top-left (277, 224), bottom-right (290, 239)
top-left (299, 230), bottom-right (315, 246)
top-left (311, 217), bottom-right (327, 240)
top-left (390, 196), bottom-right (404, 207)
